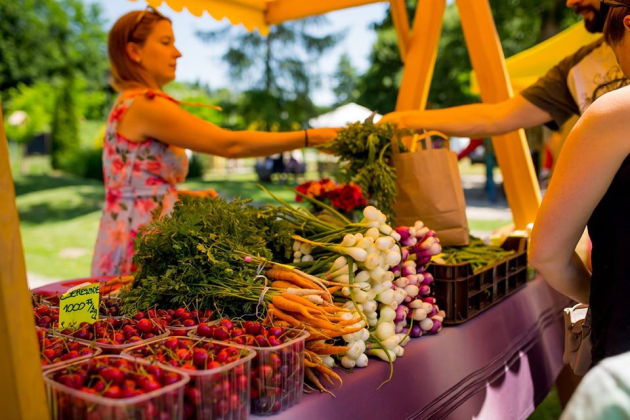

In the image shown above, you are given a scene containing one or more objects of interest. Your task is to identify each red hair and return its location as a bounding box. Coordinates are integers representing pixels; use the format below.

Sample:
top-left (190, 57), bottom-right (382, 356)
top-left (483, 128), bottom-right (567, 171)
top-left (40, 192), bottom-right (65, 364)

top-left (107, 10), bottom-right (171, 91)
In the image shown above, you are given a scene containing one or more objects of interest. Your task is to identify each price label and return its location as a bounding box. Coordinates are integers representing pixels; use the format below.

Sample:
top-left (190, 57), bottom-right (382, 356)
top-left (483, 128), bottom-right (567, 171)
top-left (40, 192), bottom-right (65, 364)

top-left (59, 283), bottom-right (100, 329)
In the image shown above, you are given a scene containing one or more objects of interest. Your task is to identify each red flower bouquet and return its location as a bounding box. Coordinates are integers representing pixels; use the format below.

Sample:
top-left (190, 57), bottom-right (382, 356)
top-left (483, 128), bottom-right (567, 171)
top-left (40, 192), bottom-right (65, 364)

top-left (296, 179), bottom-right (367, 216)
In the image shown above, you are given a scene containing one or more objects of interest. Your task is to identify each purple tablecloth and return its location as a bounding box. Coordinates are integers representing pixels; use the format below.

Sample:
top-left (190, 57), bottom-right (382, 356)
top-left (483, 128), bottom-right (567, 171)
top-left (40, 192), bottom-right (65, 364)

top-left (258, 276), bottom-right (571, 420)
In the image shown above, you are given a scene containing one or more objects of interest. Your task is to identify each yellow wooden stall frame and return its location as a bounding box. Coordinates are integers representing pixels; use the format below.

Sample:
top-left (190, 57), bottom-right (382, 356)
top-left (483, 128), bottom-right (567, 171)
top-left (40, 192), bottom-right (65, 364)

top-left (455, 0), bottom-right (541, 228)
top-left (0, 101), bottom-right (50, 419)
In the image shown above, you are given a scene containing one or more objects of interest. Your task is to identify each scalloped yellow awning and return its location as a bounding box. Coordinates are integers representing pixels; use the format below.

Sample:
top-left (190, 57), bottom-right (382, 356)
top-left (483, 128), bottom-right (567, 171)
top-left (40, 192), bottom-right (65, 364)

top-left (129, 0), bottom-right (386, 35)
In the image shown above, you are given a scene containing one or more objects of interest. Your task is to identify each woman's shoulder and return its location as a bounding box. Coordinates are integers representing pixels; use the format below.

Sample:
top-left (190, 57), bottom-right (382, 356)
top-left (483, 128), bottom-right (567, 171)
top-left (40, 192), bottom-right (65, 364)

top-left (588, 84), bottom-right (630, 117)
top-left (119, 89), bottom-right (181, 118)
top-left (577, 85), bottom-right (630, 153)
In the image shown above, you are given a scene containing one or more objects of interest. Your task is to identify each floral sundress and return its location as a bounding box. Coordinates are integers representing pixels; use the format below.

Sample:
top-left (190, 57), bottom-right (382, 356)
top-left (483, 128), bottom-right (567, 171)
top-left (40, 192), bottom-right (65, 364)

top-left (91, 90), bottom-right (188, 276)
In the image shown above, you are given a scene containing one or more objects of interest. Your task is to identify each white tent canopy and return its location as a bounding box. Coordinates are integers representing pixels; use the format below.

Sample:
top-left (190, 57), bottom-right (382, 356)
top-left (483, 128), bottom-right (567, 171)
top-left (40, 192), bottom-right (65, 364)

top-left (308, 102), bottom-right (381, 128)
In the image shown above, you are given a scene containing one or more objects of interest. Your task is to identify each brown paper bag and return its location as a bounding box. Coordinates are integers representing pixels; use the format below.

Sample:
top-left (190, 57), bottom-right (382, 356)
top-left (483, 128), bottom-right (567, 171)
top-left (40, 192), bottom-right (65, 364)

top-left (392, 132), bottom-right (469, 246)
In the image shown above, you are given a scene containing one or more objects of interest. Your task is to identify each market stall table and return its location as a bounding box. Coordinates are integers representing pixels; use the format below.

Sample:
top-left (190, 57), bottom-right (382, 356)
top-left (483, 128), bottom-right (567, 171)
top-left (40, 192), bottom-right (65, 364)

top-left (256, 275), bottom-right (570, 420)
top-left (32, 274), bottom-right (570, 419)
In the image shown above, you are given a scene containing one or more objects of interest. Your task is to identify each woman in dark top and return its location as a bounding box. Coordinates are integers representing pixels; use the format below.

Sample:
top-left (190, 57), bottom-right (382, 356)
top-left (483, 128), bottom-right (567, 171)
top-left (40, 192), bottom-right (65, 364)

top-left (530, 0), bottom-right (630, 365)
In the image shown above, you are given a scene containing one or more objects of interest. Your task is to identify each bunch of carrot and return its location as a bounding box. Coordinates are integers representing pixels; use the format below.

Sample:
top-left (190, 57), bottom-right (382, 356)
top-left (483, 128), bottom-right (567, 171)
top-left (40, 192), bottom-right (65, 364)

top-left (264, 267), bottom-right (365, 394)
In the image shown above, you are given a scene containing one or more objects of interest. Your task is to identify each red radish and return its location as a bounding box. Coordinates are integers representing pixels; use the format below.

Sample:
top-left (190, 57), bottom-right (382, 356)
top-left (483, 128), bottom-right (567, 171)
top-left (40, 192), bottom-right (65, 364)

top-left (175, 348), bottom-right (191, 361)
top-left (101, 367), bottom-right (124, 384)
top-left (164, 337), bottom-right (179, 350)
top-left (231, 327), bottom-right (245, 338)
top-left (162, 371), bottom-right (180, 385)
top-left (268, 326), bottom-right (284, 337)
top-left (219, 319), bottom-right (234, 330)
top-left (212, 326), bottom-right (230, 341)
top-left (192, 348), bottom-right (208, 368)
top-left (186, 387), bottom-right (202, 405)
top-left (207, 361), bottom-right (221, 369)
top-left (103, 385), bottom-right (121, 398)
top-left (268, 336), bottom-right (284, 346)
top-left (196, 323), bottom-right (215, 337)
top-left (243, 320), bottom-right (262, 335)
top-left (136, 319), bottom-right (153, 333)
top-left (146, 365), bottom-right (164, 380)
top-left (139, 377), bottom-right (161, 392)
top-left (255, 335), bottom-right (269, 347)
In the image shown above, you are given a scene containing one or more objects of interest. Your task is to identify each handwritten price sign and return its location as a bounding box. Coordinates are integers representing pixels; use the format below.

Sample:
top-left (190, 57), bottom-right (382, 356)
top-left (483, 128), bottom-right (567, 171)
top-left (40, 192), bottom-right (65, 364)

top-left (59, 283), bottom-right (100, 328)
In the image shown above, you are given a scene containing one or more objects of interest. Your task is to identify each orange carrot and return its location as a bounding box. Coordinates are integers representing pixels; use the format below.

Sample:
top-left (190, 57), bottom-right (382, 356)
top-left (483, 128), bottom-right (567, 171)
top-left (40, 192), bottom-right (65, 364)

top-left (305, 328), bottom-right (334, 341)
top-left (314, 364), bottom-right (343, 386)
top-left (340, 325), bottom-right (365, 334)
top-left (305, 367), bottom-right (334, 396)
top-left (267, 304), bottom-right (302, 328)
top-left (322, 316), bottom-right (363, 326)
top-left (304, 359), bottom-right (319, 368)
top-left (292, 313), bottom-right (340, 331)
top-left (271, 295), bottom-right (318, 319)
top-left (280, 293), bottom-right (328, 313)
top-left (271, 280), bottom-right (296, 289)
top-left (306, 343), bottom-right (349, 355)
top-left (327, 286), bottom-right (342, 294)
top-left (267, 269), bottom-right (322, 291)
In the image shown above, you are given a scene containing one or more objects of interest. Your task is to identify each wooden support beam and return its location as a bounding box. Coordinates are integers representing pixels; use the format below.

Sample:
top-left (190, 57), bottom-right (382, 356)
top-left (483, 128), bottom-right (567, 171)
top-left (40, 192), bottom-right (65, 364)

top-left (456, 0), bottom-right (541, 228)
top-left (266, 0), bottom-right (383, 25)
top-left (0, 101), bottom-right (49, 419)
top-left (389, 0), bottom-right (410, 63)
top-left (395, 0), bottom-right (446, 111)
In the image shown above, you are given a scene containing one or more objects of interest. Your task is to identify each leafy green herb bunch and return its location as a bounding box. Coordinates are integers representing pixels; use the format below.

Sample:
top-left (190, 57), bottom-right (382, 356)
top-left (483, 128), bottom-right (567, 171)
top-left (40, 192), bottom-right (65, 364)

top-left (120, 196), bottom-right (294, 318)
top-left (319, 120), bottom-right (408, 221)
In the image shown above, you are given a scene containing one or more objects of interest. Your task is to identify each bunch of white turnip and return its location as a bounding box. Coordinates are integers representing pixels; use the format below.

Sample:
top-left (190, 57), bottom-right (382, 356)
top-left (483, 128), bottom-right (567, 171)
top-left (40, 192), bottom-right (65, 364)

top-left (287, 205), bottom-right (445, 368)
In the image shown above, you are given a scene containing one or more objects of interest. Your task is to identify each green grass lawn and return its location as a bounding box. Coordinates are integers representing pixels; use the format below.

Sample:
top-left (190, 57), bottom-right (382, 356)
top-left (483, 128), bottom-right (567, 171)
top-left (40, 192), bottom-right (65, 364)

top-left (529, 387), bottom-right (562, 420)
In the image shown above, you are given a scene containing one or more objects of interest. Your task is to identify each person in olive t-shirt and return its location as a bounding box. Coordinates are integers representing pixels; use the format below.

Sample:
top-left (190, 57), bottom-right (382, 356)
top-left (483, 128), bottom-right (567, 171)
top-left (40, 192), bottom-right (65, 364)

top-left (380, 0), bottom-right (628, 136)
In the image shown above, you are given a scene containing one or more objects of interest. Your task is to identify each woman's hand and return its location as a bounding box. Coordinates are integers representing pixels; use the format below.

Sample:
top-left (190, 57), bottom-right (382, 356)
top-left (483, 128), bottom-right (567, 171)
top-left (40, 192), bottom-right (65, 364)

top-left (307, 128), bottom-right (340, 146)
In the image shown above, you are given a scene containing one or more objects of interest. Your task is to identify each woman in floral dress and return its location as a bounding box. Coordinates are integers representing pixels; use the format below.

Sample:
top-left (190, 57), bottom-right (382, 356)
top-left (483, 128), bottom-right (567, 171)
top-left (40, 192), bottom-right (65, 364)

top-left (92, 8), bottom-right (338, 276)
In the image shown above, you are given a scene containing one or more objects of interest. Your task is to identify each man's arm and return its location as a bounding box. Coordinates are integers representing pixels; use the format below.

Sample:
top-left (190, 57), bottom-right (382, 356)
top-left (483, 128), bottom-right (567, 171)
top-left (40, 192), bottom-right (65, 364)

top-left (379, 95), bottom-right (553, 137)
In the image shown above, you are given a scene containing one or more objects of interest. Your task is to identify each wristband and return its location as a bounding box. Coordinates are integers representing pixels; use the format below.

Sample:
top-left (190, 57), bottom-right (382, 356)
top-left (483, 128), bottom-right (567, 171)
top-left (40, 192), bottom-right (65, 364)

top-left (304, 129), bottom-right (309, 148)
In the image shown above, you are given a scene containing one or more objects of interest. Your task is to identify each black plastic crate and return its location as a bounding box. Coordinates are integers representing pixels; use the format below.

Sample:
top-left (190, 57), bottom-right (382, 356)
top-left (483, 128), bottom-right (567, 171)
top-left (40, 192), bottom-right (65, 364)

top-left (428, 236), bottom-right (529, 325)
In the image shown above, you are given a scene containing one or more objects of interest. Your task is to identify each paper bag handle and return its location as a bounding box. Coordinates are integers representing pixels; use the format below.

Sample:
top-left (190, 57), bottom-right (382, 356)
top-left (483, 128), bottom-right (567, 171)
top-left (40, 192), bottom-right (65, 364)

top-left (412, 130), bottom-right (450, 152)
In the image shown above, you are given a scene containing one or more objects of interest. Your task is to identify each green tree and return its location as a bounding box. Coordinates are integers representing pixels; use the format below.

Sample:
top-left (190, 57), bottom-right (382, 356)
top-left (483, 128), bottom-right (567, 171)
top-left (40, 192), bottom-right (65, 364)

top-left (0, 0), bottom-right (108, 102)
top-left (5, 76), bottom-right (107, 145)
top-left (4, 81), bottom-right (55, 144)
top-left (356, 26), bottom-right (404, 114)
top-left (332, 53), bottom-right (360, 107)
top-left (358, 1), bottom-right (581, 112)
top-left (50, 76), bottom-right (79, 170)
top-left (1, 0), bottom-right (109, 176)
top-left (196, 18), bottom-right (342, 130)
